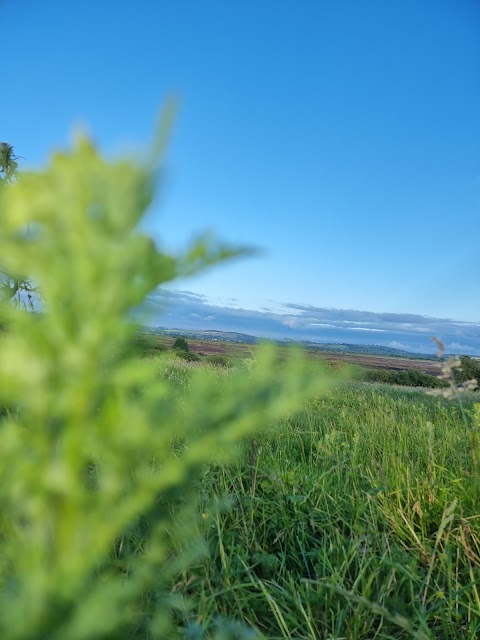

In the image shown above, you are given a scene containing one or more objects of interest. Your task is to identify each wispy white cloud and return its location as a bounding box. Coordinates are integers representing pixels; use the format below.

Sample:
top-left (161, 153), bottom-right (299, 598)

top-left (310, 323), bottom-right (336, 328)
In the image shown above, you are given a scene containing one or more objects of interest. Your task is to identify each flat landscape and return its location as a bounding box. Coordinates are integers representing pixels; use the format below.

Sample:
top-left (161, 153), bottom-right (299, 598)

top-left (150, 334), bottom-right (443, 375)
top-left (154, 354), bottom-right (480, 638)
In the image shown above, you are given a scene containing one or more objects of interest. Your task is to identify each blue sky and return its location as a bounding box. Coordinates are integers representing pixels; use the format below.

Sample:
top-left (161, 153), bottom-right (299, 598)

top-left (2, 0), bottom-right (480, 353)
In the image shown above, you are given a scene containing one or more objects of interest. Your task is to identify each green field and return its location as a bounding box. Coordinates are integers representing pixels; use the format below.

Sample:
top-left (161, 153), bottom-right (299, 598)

top-left (140, 358), bottom-right (480, 639)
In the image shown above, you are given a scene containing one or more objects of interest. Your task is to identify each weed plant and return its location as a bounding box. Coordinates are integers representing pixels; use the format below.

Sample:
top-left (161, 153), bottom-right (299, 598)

top-left (0, 114), bottom-right (341, 639)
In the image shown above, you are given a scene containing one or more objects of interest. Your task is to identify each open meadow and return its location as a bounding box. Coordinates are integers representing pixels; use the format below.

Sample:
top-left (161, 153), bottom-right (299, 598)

top-left (136, 333), bottom-right (444, 374)
top-left (121, 353), bottom-right (480, 639)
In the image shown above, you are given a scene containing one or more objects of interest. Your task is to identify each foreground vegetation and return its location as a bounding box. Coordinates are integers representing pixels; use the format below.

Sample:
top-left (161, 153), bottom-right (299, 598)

top-left (122, 350), bottom-right (480, 638)
top-left (143, 359), bottom-right (478, 639)
top-left (0, 119), bottom-right (343, 639)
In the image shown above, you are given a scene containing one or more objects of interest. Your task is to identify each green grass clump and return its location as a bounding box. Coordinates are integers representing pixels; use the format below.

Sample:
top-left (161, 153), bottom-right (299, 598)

top-left (203, 354), bottom-right (232, 368)
top-left (130, 333), bottom-right (169, 358)
top-left (174, 349), bottom-right (201, 362)
top-left (178, 384), bottom-right (480, 639)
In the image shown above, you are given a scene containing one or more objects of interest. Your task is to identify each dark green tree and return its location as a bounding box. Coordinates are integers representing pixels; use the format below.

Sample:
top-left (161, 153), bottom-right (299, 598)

top-left (0, 142), bottom-right (19, 183)
top-left (0, 143), bottom-right (38, 308)
top-left (172, 336), bottom-right (190, 352)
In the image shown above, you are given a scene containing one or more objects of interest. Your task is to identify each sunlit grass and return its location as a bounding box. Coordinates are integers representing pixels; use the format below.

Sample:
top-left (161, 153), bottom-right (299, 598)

top-left (172, 380), bottom-right (480, 639)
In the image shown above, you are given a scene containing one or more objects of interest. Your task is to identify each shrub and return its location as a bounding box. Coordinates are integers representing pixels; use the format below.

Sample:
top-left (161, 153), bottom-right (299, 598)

top-left (0, 114), bottom-right (341, 639)
top-left (174, 349), bottom-right (200, 362)
top-left (363, 368), bottom-right (449, 389)
top-left (172, 336), bottom-right (189, 351)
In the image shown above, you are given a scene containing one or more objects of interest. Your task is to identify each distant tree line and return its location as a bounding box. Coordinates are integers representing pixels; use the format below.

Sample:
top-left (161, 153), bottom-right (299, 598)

top-left (363, 356), bottom-right (480, 391)
top-left (363, 368), bottom-right (449, 389)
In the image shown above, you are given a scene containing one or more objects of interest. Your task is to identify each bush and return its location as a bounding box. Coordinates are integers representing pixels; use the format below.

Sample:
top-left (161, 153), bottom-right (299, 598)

top-left (0, 115), bottom-right (341, 639)
top-left (172, 336), bottom-right (189, 351)
top-left (363, 368), bottom-right (449, 389)
top-left (174, 349), bottom-right (200, 362)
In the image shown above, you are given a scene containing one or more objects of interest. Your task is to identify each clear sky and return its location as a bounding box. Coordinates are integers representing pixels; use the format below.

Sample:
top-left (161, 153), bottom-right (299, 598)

top-left (2, 0), bottom-right (480, 334)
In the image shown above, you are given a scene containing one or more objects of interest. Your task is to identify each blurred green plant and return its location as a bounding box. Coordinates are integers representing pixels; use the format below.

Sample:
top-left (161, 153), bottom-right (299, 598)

top-left (0, 110), bottom-right (341, 639)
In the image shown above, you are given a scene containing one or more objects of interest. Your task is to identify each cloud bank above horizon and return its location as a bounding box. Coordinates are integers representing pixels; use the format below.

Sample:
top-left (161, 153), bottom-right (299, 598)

top-left (142, 289), bottom-right (480, 356)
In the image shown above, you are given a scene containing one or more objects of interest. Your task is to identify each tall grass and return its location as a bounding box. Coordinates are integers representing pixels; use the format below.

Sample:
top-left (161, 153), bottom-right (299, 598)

top-left (175, 383), bottom-right (480, 639)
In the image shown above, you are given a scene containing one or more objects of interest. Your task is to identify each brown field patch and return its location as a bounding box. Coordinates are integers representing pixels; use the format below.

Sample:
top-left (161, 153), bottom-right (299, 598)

top-left (160, 336), bottom-right (441, 376)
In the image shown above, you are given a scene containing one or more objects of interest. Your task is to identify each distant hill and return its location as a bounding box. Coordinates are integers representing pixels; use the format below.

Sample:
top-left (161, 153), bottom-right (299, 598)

top-left (143, 327), bottom-right (258, 343)
top-left (297, 341), bottom-right (438, 360)
top-left (142, 326), bottom-right (439, 360)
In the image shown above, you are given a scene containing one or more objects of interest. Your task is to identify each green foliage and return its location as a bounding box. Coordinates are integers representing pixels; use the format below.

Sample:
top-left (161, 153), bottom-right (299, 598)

top-left (0, 118), bottom-right (340, 639)
top-left (452, 355), bottom-right (480, 388)
top-left (0, 142), bottom-right (19, 183)
top-left (363, 367), bottom-right (449, 389)
top-left (173, 337), bottom-right (190, 352)
top-left (187, 385), bottom-right (480, 639)
top-left (171, 337), bottom-right (200, 362)
top-left (175, 349), bottom-right (200, 362)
